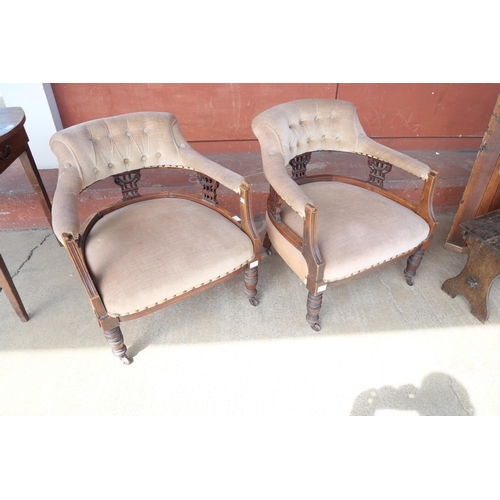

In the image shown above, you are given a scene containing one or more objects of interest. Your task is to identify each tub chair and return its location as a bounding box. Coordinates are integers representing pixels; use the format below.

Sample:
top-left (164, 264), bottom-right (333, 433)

top-left (50, 112), bottom-right (261, 364)
top-left (252, 99), bottom-right (437, 331)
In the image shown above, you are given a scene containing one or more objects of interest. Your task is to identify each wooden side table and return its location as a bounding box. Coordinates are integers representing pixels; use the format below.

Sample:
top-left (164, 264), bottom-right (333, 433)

top-left (1, 107), bottom-right (53, 224)
top-left (442, 209), bottom-right (500, 322)
top-left (1, 106), bottom-right (54, 321)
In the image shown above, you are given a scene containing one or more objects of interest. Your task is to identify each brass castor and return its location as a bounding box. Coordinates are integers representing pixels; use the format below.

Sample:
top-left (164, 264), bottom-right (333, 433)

top-left (121, 354), bottom-right (133, 365)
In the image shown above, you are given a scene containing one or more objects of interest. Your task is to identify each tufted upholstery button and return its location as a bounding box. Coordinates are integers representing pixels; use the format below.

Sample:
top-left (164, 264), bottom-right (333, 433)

top-left (126, 131), bottom-right (131, 137)
top-left (269, 149), bottom-right (275, 155)
top-left (322, 135), bottom-right (326, 141)
top-left (124, 158), bottom-right (129, 163)
top-left (108, 163), bottom-right (114, 168)
top-left (180, 143), bottom-right (186, 148)
top-left (306, 138), bottom-right (310, 143)
top-left (143, 127), bottom-right (149, 133)
top-left (108, 134), bottom-right (113, 139)
top-left (93, 168), bottom-right (98, 173)
top-left (141, 155), bottom-right (147, 161)
top-left (156, 152), bottom-right (161, 158)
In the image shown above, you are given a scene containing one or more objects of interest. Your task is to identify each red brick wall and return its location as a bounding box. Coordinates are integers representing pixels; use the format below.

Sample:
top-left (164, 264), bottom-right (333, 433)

top-left (51, 83), bottom-right (500, 152)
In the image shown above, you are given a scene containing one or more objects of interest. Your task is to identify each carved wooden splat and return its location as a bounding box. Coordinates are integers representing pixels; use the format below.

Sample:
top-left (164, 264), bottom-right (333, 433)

top-left (269, 186), bottom-right (283, 222)
top-left (290, 152), bottom-right (312, 180)
top-left (113, 169), bottom-right (142, 201)
top-left (197, 173), bottom-right (220, 205)
top-left (367, 158), bottom-right (393, 188)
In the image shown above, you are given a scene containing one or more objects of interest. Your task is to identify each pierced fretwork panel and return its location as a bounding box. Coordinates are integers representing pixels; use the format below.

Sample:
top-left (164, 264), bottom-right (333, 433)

top-left (113, 169), bottom-right (142, 201)
top-left (269, 186), bottom-right (283, 222)
top-left (367, 158), bottom-right (393, 188)
top-left (197, 173), bottom-right (220, 205)
top-left (290, 152), bottom-right (312, 180)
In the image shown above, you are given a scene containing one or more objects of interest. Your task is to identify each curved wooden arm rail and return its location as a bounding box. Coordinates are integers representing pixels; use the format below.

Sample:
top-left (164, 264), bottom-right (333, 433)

top-left (252, 99), bottom-right (438, 331)
top-left (50, 112), bottom-right (261, 364)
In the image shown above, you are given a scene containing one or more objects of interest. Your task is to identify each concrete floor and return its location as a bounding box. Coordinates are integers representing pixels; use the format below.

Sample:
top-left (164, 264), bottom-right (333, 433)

top-left (1, 213), bottom-right (499, 416)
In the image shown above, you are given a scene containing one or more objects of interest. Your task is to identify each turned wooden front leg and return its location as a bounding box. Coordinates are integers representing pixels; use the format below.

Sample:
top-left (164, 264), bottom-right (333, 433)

top-left (244, 263), bottom-right (259, 306)
top-left (442, 234), bottom-right (500, 323)
top-left (306, 291), bottom-right (323, 331)
top-left (103, 326), bottom-right (133, 364)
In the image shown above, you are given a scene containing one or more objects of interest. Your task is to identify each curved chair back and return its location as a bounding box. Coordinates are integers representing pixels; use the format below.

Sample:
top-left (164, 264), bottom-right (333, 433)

top-left (49, 112), bottom-right (189, 191)
top-left (252, 99), bottom-right (430, 180)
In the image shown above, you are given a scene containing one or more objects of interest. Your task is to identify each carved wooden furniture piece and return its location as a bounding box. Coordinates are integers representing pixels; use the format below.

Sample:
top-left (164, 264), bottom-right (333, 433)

top-left (442, 208), bottom-right (500, 322)
top-left (1, 107), bottom-right (54, 321)
top-left (445, 93), bottom-right (500, 252)
top-left (50, 112), bottom-right (261, 364)
top-left (252, 99), bottom-right (438, 330)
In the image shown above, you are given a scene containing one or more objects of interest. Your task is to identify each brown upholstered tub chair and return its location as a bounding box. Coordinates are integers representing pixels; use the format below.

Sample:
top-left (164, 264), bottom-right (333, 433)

top-left (50, 112), bottom-right (261, 364)
top-left (252, 99), bottom-right (438, 331)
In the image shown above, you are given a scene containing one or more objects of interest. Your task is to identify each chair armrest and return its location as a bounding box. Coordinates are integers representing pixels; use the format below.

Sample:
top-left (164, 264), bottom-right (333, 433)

top-left (179, 145), bottom-right (245, 194)
top-left (262, 150), bottom-right (313, 218)
top-left (356, 136), bottom-right (431, 179)
top-left (52, 163), bottom-right (83, 244)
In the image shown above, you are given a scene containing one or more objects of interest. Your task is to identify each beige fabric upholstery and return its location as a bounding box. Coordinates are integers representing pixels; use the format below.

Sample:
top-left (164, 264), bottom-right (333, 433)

top-left (267, 182), bottom-right (430, 284)
top-left (252, 99), bottom-right (431, 218)
top-left (50, 112), bottom-right (245, 243)
top-left (84, 198), bottom-right (255, 317)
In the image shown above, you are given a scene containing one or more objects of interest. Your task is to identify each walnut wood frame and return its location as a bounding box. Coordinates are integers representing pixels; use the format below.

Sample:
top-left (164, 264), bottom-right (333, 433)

top-left (62, 170), bottom-right (261, 364)
top-left (264, 152), bottom-right (438, 330)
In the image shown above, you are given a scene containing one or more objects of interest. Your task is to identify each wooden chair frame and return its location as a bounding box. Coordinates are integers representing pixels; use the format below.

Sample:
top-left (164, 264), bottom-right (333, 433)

top-left (60, 171), bottom-right (261, 364)
top-left (263, 151), bottom-right (438, 331)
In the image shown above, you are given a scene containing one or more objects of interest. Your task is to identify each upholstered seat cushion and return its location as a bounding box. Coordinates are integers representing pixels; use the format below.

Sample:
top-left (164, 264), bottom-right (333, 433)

top-left (267, 182), bottom-right (430, 283)
top-left (84, 198), bottom-right (255, 316)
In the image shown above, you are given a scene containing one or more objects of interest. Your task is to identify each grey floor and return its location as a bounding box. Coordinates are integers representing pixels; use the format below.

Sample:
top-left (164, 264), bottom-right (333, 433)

top-left (1, 213), bottom-right (499, 416)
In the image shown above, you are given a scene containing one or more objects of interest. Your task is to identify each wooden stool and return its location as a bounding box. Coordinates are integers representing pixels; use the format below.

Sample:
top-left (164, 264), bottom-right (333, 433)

top-left (442, 209), bottom-right (500, 322)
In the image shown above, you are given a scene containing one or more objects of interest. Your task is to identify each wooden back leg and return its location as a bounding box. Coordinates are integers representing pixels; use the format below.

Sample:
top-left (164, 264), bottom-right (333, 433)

top-left (404, 249), bottom-right (425, 286)
top-left (263, 232), bottom-right (272, 255)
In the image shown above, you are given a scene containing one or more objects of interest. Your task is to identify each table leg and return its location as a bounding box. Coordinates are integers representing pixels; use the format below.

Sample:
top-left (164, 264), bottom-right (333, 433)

top-left (0, 254), bottom-right (29, 322)
top-left (18, 148), bottom-right (53, 228)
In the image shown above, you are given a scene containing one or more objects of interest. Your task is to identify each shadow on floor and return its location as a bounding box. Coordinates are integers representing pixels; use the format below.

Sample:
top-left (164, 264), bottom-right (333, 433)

top-left (350, 372), bottom-right (475, 416)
